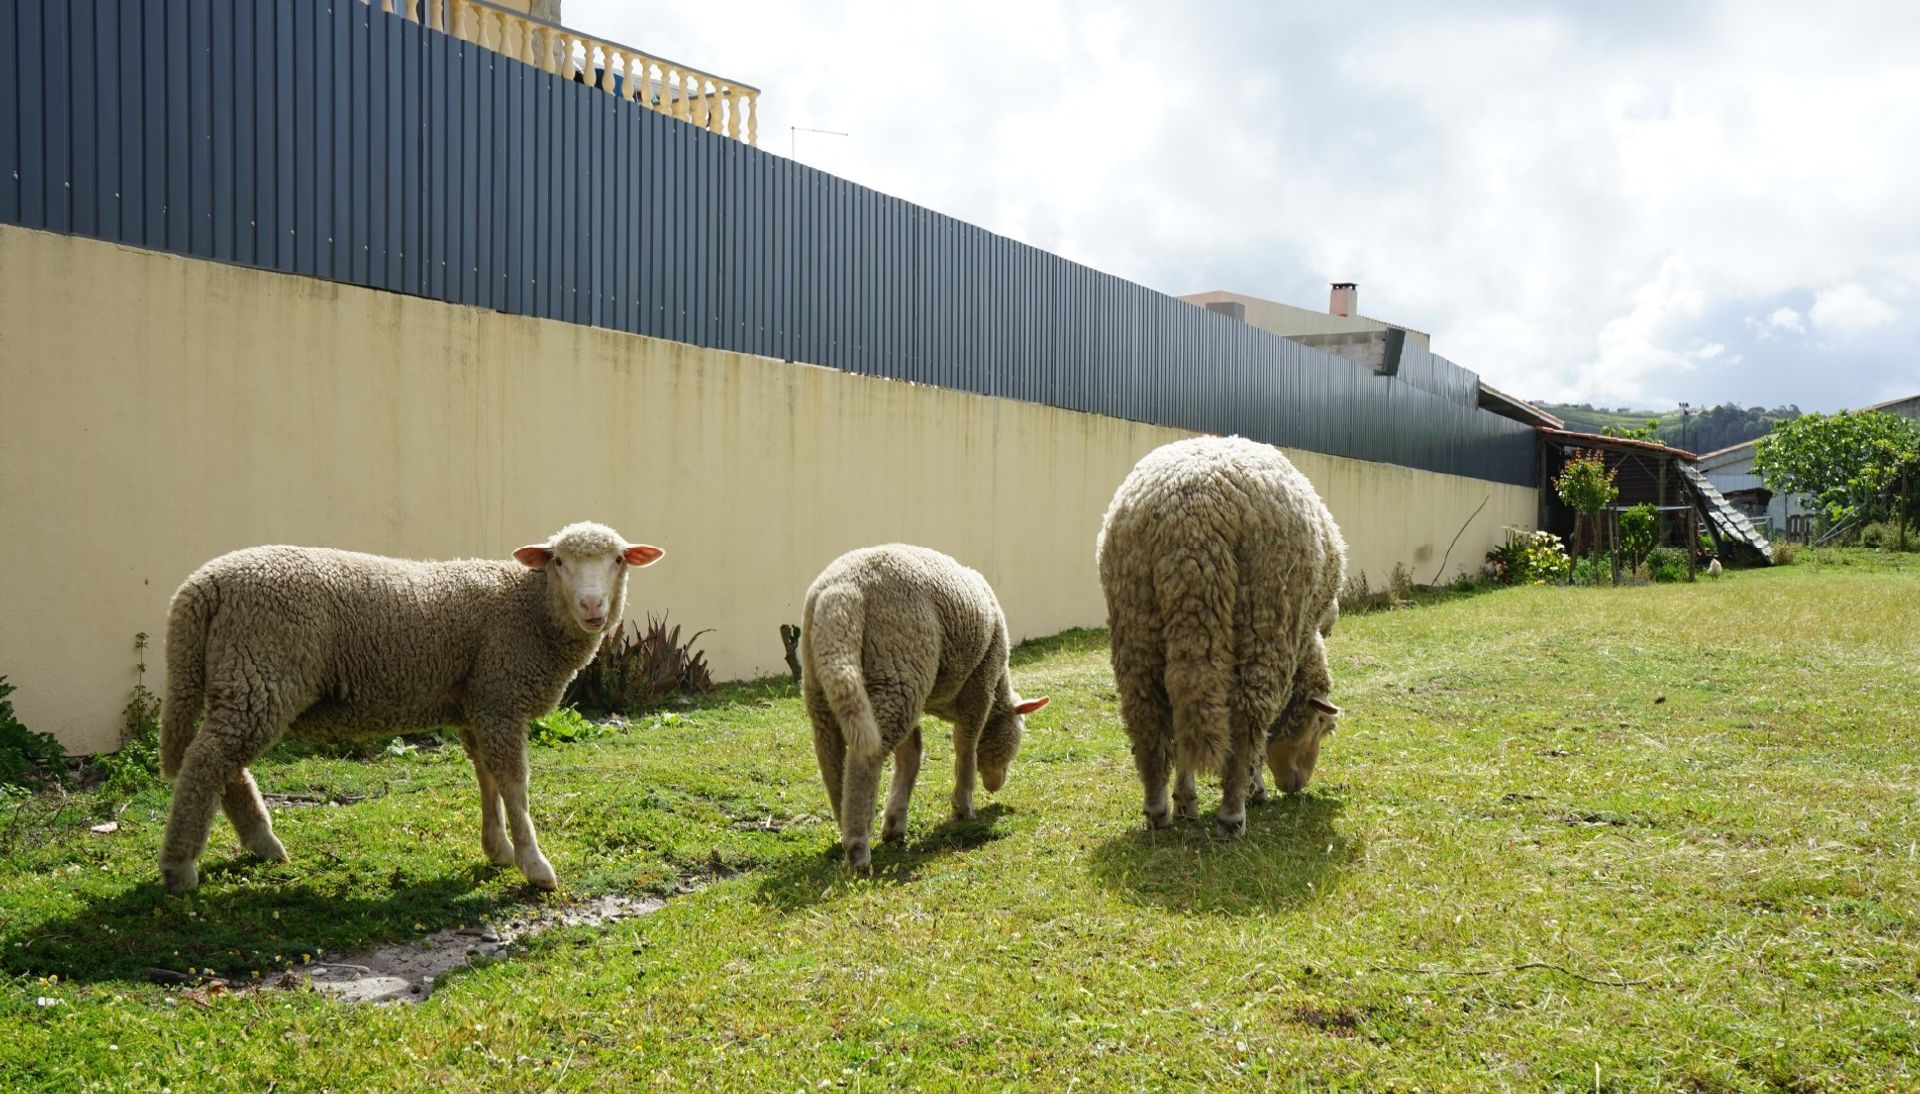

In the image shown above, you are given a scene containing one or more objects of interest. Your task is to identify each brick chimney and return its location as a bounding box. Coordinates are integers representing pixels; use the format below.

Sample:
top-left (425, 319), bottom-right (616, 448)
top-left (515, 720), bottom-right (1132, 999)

top-left (1329, 282), bottom-right (1357, 317)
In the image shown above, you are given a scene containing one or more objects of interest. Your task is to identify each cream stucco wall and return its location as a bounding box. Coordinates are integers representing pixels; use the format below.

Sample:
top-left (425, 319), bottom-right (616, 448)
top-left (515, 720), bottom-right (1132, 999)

top-left (0, 226), bottom-right (1537, 752)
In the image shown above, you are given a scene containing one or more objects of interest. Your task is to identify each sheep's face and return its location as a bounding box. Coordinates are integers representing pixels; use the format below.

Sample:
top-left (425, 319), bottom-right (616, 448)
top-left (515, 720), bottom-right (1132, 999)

top-left (1265, 695), bottom-right (1339, 794)
top-left (515, 525), bottom-right (665, 636)
top-left (977, 695), bottom-right (1049, 792)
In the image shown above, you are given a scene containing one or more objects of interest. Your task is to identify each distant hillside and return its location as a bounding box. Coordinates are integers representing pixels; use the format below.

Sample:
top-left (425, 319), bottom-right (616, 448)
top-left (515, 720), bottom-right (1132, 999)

top-left (1530, 402), bottom-right (1801, 454)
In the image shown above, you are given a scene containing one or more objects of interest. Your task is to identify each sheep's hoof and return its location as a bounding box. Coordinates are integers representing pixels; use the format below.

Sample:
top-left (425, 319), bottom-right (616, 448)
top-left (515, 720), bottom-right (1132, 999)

top-left (1247, 783), bottom-right (1269, 807)
top-left (1211, 815), bottom-right (1247, 841)
top-left (243, 832), bottom-right (289, 862)
top-left (880, 817), bottom-right (909, 843)
top-left (517, 850), bottom-right (558, 891)
top-left (159, 859), bottom-right (199, 893)
top-left (483, 838), bottom-right (515, 868)
top-left (951, 796), bottom-right (976, 822)
top-left (1144, 807), bottom-right (1173, 830)
top-left (844, 843), bottom-right (872, 874)
top-left (1173, 798), bottom-right (1201, 822)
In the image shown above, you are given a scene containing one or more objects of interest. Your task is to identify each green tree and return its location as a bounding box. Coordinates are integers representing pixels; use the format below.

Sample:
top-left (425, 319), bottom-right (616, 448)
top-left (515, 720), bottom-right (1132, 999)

top-left (1555, 450), bottom-right (1619, 582)
top-left (1755, 411), bottom-right (1920, 548)
top-left (1619, 502), bottom-right (1659, 571)
top-left (1602, 419), bottom-right (1660, 441)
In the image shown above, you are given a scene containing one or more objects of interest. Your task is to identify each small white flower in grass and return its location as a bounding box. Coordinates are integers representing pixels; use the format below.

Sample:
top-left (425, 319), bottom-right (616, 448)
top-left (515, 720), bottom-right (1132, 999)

top-left (35, 997), bottom-right (59, 1008)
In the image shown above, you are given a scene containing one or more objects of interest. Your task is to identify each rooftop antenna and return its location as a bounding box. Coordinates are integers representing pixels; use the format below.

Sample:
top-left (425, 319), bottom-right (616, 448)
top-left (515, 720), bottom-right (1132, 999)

top-left (790, 125), bottom-right (850, 161)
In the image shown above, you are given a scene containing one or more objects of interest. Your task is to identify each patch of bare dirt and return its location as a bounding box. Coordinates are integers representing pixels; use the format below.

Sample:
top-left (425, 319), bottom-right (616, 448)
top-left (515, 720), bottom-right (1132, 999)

top-left (301, 893), bottom-right (668, 1003)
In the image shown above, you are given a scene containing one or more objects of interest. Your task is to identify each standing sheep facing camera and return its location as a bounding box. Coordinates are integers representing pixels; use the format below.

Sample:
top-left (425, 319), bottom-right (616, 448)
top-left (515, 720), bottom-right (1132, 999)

top-left (1098, 436), bottom-right (1347, 839)
top-left (800, 545), bottom-right (1049, 872)
top-left (157, 522), bottom-right (663, 893)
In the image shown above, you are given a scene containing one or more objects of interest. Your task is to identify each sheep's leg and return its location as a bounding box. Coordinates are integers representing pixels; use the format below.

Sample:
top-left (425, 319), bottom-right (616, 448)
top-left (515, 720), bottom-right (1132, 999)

top-left (221, 768), bottom-right (287, 862)
top-left (839, 747), bottom-right (886, 873)
top-left (1247, 755), bottom-right (1269, 806)
top-left (840, 678), bottom-right (917, 873)
top-left (880, 724), bottom-right (923, 843)
top-left (1213, 715), bottom-right (1262, 841)
top-left (159, 695), bottom-right (288, 892)
top-left (1112, 635), bottom-right (1175, 829)
top-left (805, 682), bottom-right (846, 827)
top-left (458, 728), bottom-right (513, 866)
top-left (950, 721), bottom-right (981, 821)
top-left (477, 726), bottom-right (556, 890)
top-left (159, 731), bottom-right (229, 892)
top-left (1172, 767), bottom-right (1200, 822)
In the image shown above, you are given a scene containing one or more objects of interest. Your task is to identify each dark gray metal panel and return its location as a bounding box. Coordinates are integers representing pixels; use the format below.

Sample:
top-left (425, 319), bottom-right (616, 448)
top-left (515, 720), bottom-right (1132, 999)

top-left (207, 0), bottom-right (233, 260)
top-left (459, 37), bottom-right (479, 307)
top-left (347, 0), bottom-right (368, 286)
top-left (17, 0), bottom-right (45, 227)
top-left (487, 52), bottom-right (506, 313)
top-left (91, 0), bottom-right (122, 238)
top-left (592, 90), bottom-right (605, 328)
top-left (41, 0), bottom-right (71, 234)
top-left (230, 0), bottom-right (253, 265)
top-left (370, 1), bottom-right (394, 290)
top-left (117, 0), bottom-right (147, 243)
top-left (0, 0), bottom-right (19, 226)
top-left (271, 2), bottom-right (294, 270)
top-left (425, 27), bottom-right (445, 299)
top-left (290, 0), bottom-right (313, 272)
top-left (307, 0), bottom-right (329, 275)
top-left (398, 12), bottom-right (421, 290)
top-left (327, 0), bottom-right (350, 279)
top-left (68, 1), bottom-right (99, 239)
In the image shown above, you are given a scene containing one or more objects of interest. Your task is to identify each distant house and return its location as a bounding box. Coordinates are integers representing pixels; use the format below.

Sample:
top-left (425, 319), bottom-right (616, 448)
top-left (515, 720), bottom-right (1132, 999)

top-left (1176, 284), bottom-right (1563, 430)
top-left (1696, 394), bottom-right (1919, 539)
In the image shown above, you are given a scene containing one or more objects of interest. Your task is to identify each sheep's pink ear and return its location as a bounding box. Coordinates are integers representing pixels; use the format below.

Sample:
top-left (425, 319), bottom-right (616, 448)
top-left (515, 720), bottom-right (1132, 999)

top-left (623, 544), bottom-right (665, 567)
top-left (1309, 696), bottom-right (1340, 716)
top-left (513, 545), bottom-right (555, 569)
top-left (1014, 696), bottom-right (1050, 715)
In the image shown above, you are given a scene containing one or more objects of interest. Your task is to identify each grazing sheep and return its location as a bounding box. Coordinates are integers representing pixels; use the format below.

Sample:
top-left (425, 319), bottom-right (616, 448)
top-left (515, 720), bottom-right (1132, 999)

top-left (800, 545), bottom-right (1049, 872)
top-left (157, 522), bottom-right (664, 893)
top-left (1706, 558), bottom-right (1723, 578)
top-left (1097, 436), bottom-right (1347, 838)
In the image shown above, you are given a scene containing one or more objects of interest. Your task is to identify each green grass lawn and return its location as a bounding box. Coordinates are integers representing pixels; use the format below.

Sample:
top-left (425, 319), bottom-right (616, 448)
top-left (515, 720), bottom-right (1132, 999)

top-left (4, 550), bottom-right (1917, 1090)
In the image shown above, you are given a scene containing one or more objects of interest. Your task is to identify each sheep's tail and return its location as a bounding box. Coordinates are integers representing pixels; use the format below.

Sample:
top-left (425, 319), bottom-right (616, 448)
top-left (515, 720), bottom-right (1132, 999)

top-left (1158, 532), bottom-right (1239, 775)
top-left (807, 587), bottom-right (883, 759)
top-left (159, 578), bottom-right (215, 781)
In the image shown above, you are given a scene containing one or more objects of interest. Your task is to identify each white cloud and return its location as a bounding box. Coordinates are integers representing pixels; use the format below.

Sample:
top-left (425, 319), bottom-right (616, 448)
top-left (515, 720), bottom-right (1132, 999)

top-left (1809, 282), bottom-right (1898, 333)
top-left (565, 0), bottom-right (1920, 410)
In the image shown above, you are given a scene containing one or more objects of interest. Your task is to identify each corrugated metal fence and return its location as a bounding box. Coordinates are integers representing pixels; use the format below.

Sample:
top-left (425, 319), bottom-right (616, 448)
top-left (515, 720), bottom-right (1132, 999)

top-left (0, 0), bottom-right (1536, 486)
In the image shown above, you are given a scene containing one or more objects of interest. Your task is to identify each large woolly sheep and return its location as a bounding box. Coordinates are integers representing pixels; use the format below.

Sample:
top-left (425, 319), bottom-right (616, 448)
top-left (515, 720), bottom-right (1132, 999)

top-left (1097, 436), bottom-right (1347, 838)
top-left (157, 522), bottom-right (664, 893)
top-left (800, 545), bottom-right (1049, 872)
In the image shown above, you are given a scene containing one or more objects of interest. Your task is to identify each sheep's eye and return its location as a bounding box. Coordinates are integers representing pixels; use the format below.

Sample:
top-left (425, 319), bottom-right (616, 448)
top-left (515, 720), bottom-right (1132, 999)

top-left (552, 558), bottom-right (563, 569)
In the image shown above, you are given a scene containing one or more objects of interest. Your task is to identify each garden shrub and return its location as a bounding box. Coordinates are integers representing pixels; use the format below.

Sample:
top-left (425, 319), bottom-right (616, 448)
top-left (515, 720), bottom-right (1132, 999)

top-left (90, 633), bottom-right (165, 798)
top-left (1645, 546), bottom-right (1692, 583)
top-left (565, 613), bottom-right (715, 714)
top-left (1485, 528), bottom-right (1571, 585)
top-left (0, 677), bottom-right (67, 790)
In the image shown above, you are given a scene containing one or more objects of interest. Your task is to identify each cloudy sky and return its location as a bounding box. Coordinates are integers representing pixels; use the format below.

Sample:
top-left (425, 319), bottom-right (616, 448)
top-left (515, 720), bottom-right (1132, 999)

top-left (570, 0), bottom-right (1920, 413)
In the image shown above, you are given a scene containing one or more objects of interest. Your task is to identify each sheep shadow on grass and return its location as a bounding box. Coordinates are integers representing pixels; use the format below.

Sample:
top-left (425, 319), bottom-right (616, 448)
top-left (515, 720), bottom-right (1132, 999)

top-left (0, 861), bottom-right (536, 985)
top-left (751, 803), bottom-right (1014, 912)
top-left (1087, 791), bottom-right (1356, 916)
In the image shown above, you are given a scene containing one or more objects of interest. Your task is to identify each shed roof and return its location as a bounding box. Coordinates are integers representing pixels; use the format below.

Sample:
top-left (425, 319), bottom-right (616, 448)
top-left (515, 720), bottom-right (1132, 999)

top-left (1538, 427), bottom-right (1697, 460)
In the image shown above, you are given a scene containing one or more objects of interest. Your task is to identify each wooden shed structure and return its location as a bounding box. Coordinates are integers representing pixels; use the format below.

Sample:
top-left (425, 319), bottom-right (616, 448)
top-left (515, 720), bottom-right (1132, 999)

top-left (1537, 429), bottom-right (1773, 565)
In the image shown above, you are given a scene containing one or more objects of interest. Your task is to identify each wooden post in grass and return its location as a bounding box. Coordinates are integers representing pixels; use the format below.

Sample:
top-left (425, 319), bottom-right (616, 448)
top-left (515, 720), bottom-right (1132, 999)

top-left (1687, 509), bottom-right (1698, 580)
top-left (1610, 509), bottom-right (1621, 585)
